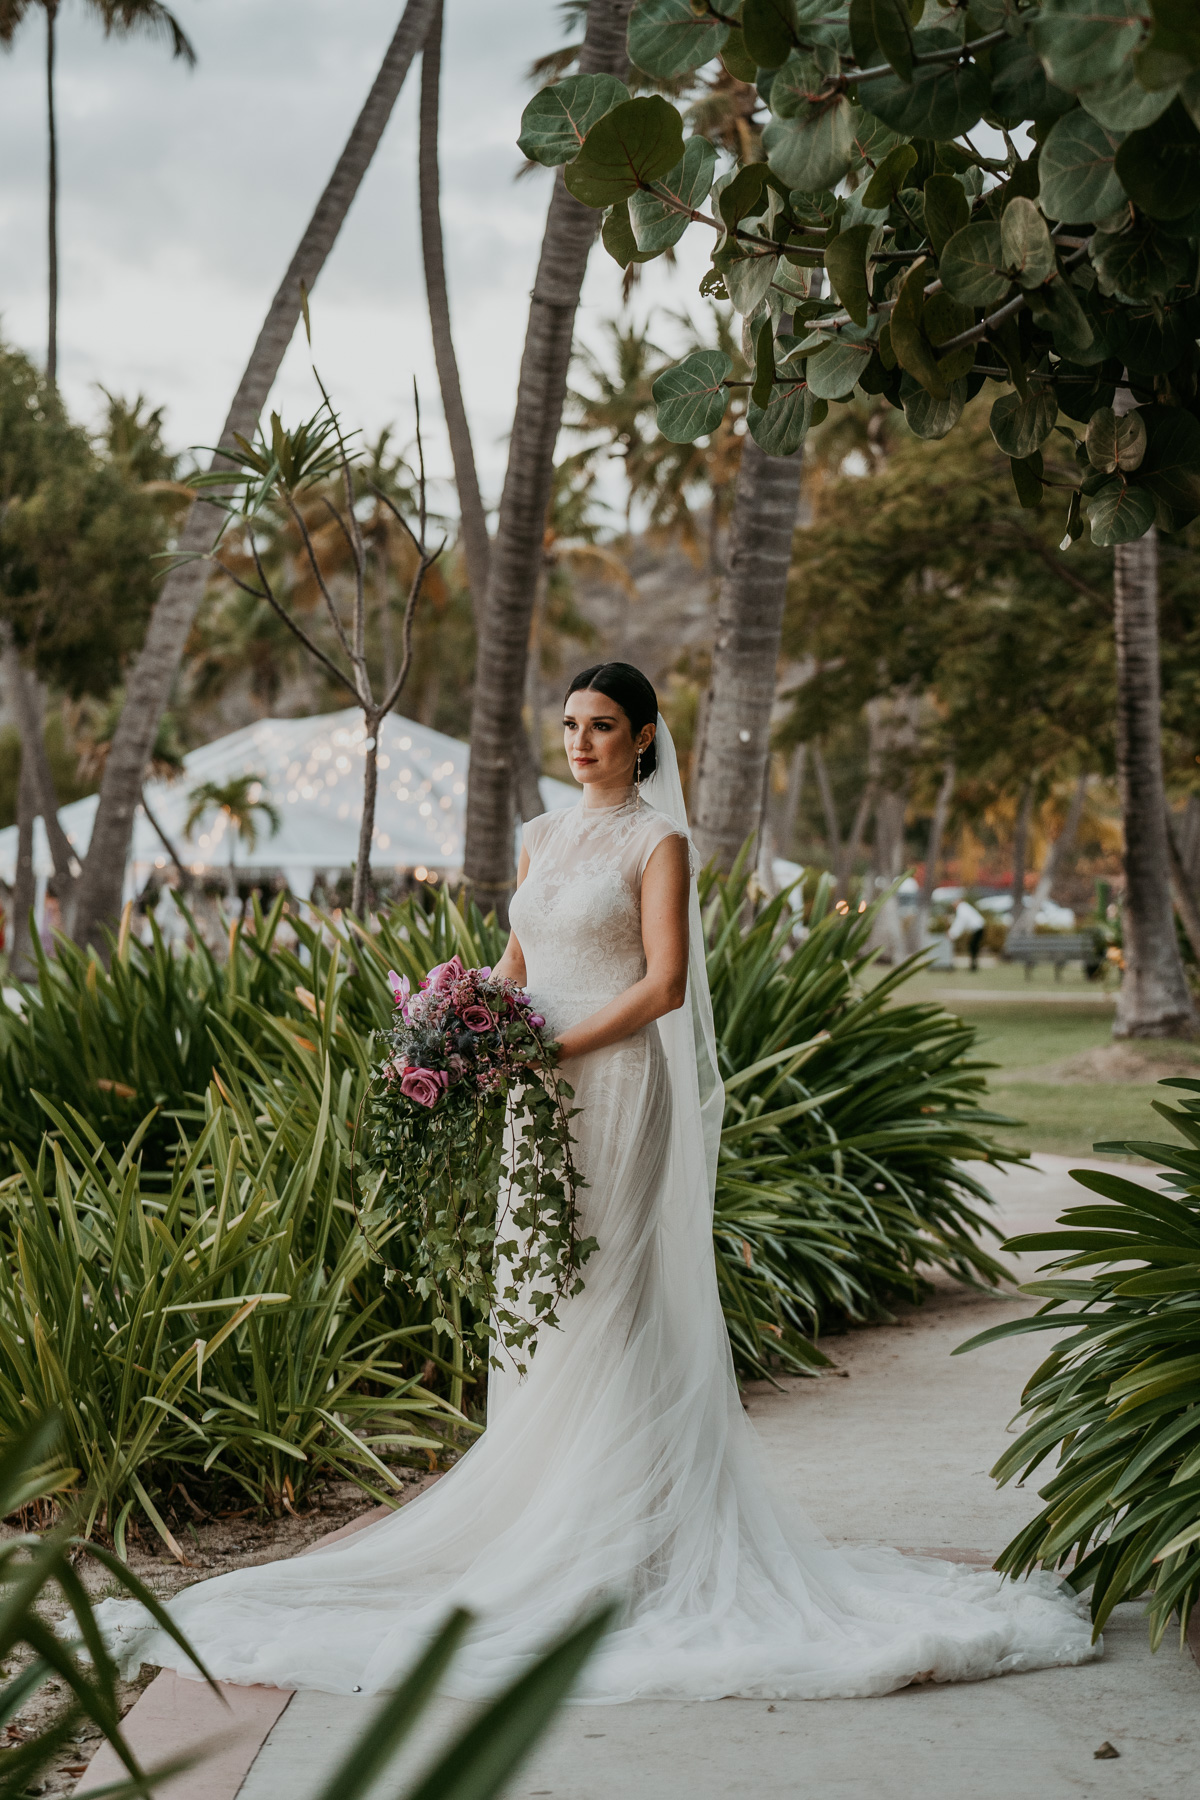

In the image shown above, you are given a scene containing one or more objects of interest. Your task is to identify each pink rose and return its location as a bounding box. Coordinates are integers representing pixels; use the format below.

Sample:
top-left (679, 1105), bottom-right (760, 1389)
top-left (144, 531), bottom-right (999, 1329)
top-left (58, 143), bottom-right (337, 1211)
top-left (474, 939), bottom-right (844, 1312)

top-left (528, 1013), bottom-right (546, 1029)
top-left (399, 1066), bottom-right (449, 1108)
top-left (461, 1003), bottom-right (495, 1033)
top-left (427, 956), bottom-right (465, 994)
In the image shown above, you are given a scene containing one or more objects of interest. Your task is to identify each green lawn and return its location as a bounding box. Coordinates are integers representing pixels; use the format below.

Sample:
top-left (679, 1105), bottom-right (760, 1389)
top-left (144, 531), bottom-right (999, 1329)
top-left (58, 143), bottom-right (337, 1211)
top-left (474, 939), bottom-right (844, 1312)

top-left (883, 967), bottom-right (1200, 1161)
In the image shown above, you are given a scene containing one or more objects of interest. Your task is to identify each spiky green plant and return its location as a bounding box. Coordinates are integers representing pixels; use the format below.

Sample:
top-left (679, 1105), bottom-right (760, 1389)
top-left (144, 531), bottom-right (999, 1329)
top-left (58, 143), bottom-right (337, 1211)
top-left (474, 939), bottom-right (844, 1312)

top-left (958, 1076), bottom-right (1200, 1651)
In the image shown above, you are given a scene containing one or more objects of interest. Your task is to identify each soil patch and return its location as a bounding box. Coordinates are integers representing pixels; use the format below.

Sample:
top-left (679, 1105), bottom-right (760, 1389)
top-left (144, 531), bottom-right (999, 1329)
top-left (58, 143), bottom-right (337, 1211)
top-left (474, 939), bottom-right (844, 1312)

top-left (1012, 1041), bottom-right (1200, 1085)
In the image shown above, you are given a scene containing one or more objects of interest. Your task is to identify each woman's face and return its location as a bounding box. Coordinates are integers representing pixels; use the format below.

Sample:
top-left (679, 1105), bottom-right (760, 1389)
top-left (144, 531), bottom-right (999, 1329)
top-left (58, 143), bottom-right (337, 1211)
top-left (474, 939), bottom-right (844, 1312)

top-left (562, 688), bottom-right (654, 791)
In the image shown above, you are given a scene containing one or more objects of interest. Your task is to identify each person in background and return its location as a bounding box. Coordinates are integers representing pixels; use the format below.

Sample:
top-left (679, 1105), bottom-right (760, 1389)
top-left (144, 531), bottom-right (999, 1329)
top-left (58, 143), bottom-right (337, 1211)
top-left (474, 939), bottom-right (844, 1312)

top-left (948, 896), bottom-right (987, 971)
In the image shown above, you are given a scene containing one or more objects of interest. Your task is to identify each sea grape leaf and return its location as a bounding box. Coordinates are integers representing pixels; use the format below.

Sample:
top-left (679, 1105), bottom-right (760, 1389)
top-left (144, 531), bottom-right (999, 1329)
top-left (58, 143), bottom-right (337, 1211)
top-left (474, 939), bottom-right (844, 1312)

top-left (518, 75), bottom-right (631, 167)
top-left (849, 0), bottom-right (915, 83)
top-left (1038, 110), bottom-right (1126, 221)
top-left (725, 253), bottom-right (780, 314)
top-left (923, 291), bottom-right (975, 383)
top-left (938, 222), bottom-right (1010, 306)
top-left (627, 0), bottom-right (730, 79)
top-left (717, 162), bottom-right (774, 237)
top-left (721, 27), bottom-right (760, 85)
top-left (859, 29), bottom-right (989, 141)
top-left (601, 200), bottom-right (657, 267)
top-left (1114, 98), bottom-right (1200, 220)
top-left (989, 33), bottom-right (1074, 124)
top-left (763, 96), bottom-right (857, 192)
top-left (770, 47), bottom-right (843, 120)
top-left (1027, 276), bottom-right (1097, 359)
top-left (1085, 405), bottom-right (1148, 472)
top-left (804, 332), bottom-right (876, 399)
top-left (889, 257), bottom-right (949, 399)
top-left (1090, 215), bottom-right (1191, 301)
top-left (1029, 0), bottom-right (1148, 96)
top-left (824, 224), bottom-right (875, 327)
top-left (747, 378), bottom-right (814, 456)
top-left (630, 135), bottom-right (718, 253)
top-left (1078, 62), bottom-right (1178, 131)
top-left (922, 173), bottom-right (970, 256)
top-left (861, 142), bottom-right (918, 208)
top-left (743, 0), bottom-right (798, 70)
top-left (900, 372), bottom-right (967, 439)
top-left (1011, 455), bottom-right (1046, 508)
top-left (1135, 0), bottom-right (1200, 92)
top-left (990, 387), bottom-right (1059, 460)
top-left (652, 349), bottom-right (732, 443)
top-left (564, 97), bottom-right (685, 208)
top-left (1135, 404), bottom-right (1200, 529)
top-left (1001, 197), bottom-right (1057, 289)
top-left (1084, 475), bottom-right (1157, 545)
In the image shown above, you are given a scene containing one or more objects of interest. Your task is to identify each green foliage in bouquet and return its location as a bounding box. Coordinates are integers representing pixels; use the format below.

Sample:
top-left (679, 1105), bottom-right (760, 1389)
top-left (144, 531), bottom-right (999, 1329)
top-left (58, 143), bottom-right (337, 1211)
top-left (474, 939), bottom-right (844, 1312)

top-left (360, 959), bottom-right (593, 1381)
top-left (523, 0), bottom-right (1200, 547)
top-left (958, 1075), bottom-right (1200, 1650)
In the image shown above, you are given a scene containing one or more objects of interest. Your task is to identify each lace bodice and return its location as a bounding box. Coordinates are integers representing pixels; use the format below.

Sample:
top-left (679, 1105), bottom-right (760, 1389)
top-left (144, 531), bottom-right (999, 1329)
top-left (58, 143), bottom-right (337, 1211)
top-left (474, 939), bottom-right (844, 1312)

top-left (508, 797), bottom-right (690, 1031)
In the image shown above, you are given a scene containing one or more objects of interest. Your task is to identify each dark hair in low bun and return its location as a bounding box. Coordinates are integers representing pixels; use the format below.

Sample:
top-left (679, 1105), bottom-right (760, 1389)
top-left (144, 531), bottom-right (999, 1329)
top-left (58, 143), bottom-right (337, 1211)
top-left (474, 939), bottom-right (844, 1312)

top-left (564, 662), bottom-right (659, 778)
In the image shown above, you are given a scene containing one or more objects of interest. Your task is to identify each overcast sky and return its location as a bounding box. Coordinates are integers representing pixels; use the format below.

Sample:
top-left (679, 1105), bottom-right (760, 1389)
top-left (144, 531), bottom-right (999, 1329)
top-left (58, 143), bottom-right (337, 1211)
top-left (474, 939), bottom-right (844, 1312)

top-left (0, 0), bottom-right (709, 519)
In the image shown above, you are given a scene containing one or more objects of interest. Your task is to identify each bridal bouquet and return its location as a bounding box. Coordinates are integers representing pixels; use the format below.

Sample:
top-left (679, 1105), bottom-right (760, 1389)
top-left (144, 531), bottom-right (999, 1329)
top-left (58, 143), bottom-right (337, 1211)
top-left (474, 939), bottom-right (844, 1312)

top-left (360, 956), bottom-right (593, 1374)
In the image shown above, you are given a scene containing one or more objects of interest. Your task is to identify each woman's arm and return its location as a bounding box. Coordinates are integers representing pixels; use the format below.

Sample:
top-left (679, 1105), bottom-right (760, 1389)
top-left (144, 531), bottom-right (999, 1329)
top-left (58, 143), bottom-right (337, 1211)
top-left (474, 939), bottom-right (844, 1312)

top-left (490, 844), bottom-right (529, 984)
top-left (555, 834), bottom-right (690, 1061)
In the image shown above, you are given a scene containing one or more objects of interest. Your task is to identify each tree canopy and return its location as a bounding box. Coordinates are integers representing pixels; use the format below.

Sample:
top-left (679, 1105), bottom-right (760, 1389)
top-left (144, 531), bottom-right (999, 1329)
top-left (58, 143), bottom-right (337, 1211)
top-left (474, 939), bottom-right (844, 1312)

top-left (522, 0), bottom-right (1200, 548)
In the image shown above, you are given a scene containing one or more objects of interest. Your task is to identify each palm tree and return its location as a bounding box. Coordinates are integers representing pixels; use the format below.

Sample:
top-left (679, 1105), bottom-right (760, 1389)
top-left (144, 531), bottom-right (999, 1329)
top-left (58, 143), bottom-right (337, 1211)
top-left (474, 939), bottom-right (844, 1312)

top-left (69, 0), bottom-right (438, 953)
top-left (418, 0), bottom-right (490, 616)
top-left (463, 0), bottom-right (632, 918)
top-left (0, 1), bottom-right (196, 385)
top-left (185, 775), bottom-right (281, 901)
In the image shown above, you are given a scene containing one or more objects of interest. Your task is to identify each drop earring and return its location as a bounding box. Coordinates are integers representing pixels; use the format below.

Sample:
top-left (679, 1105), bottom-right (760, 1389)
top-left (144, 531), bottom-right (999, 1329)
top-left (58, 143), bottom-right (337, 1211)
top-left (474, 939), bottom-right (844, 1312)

top-left (635, 746), bottom-right (643, 801)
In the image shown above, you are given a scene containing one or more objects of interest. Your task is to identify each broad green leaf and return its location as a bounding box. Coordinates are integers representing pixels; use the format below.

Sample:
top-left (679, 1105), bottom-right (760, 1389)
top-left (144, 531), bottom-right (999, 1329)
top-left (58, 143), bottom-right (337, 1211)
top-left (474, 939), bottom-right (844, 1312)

top-left (1027, 276), bottom-right (1097, 359)
top-left (1085, 405), bottom-right (1148, 472)
top-left (770, 47), bottom-right (843, 121)
top-left (1114, 98), bottom-right (1200, 220)
top-left (1038, 110), bottom-right (1126, 221)
top-left (1136, 404), bottom-right (1200, 529)
top-left (923, 291), bottom-right (975, 383)
top-left (763, 97), bottom-right (857, 192)
top-left (720, 27), bottom-right (760, 85)
top-left (989, 33), bottom-right (1074, 124)
top-left (564, 97), bottom-right (686, 208)
top-left (1001, 197), bottom-right (1057, 289)
top-left (849, 0), bottom-right (915, 83)
top-left (725, 253), bottom-right (779, 314)
top-left (938, 222), bottom-right (1010, 305)
top-left (746, 378), bottom-right (814, 455)
top-left (889, 257), bottom-right (949, 399)
top-left (990, 388), bottom-right (1059, 459)
top-left (824, 224), bottom-right (875, 327)
top-left (1090, 215), bottom-right (1191, 300)
top-left (1011, 454), bottom-right (1046, 508)
top-left (900, 372), bottom-right (967, 439)
top-left (861, 141), bottom-right (918, 208)
top-left (1102, 295), bottom-right (1195, 374)
top-left (1030, 0), bottom-right (1149, 96)
top-left (717, 162), bottom-right (773, 237)
top-left (1079, 62), bottom-right (1178, 131)
top-left (1085, 474), bottom-right (1157, 544)
top-left (804, 332), bottom-right (876, 399)
top-left (517, 75), bottom-right (631, 168)
top-left (630, 135), bottom-right (718, 253)
top-left (601, 201), bottom-right (657, 267)
top-left (859, 29), bottom-right (989, 141)
top-left (627, 0), bottom-right (730, 79)
top-left (652, 349), bottom-right (732, 442)
top-left (752, 314), bottom-right (776, 409)
top-left (922, 174), bottom-right (970, 257)
top-left (1136, 0), bottom-right (1200, 91)
top-left (743, 0), bottom-right (798, 69)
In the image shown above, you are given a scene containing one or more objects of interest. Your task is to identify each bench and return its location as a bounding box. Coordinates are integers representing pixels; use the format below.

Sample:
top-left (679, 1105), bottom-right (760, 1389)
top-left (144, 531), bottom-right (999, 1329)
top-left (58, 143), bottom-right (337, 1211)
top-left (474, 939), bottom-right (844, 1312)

top-left (1002, 931), bottom-right (1101, 980)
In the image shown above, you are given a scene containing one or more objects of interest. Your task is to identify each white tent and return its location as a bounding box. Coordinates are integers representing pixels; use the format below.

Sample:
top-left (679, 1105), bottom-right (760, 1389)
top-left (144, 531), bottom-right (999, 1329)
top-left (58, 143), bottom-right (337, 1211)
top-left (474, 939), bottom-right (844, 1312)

top-left (0, 708), bottom-right (577, 902)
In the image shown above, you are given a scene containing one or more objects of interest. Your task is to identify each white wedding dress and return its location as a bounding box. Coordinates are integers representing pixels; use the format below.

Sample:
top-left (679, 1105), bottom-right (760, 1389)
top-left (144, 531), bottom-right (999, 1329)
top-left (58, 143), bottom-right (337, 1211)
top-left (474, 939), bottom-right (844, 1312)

top-left (94, 724), bottom-right (1098, 1701)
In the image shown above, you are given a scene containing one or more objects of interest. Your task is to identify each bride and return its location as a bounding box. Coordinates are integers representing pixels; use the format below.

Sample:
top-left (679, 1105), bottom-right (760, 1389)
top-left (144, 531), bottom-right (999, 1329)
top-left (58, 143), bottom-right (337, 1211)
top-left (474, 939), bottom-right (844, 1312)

top-left (95, 661), bottom-right (1098, 1701)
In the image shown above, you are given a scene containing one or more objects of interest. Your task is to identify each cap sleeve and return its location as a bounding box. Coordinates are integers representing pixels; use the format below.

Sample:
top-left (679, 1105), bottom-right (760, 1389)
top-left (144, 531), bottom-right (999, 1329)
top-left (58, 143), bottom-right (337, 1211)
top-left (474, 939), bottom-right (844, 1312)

top-left (635, 810), bottom-right (698, 881)
top-left (521, 811), bottom-right (558, 864)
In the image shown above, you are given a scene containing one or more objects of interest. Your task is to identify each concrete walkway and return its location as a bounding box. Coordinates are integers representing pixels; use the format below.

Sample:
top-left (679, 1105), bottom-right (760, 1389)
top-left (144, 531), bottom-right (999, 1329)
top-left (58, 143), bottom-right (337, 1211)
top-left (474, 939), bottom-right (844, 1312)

top-left (84, 1157), bottom-right (1200, 1800)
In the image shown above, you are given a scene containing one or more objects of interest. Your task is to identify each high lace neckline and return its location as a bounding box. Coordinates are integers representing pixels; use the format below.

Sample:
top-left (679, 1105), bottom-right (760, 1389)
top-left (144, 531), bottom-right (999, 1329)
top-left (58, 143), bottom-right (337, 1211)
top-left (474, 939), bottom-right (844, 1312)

top-left (579, 787), bottom-right (641, 818)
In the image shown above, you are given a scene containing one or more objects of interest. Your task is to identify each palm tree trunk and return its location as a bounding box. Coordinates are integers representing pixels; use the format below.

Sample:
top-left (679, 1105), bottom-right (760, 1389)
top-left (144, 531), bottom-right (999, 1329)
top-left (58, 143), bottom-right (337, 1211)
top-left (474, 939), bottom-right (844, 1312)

top-left (11, 744), bottom-right (38, 978)
top-left (45, 0), bottom-right (58, 386)
top-left (463, 0), bottom-right (633, 915)
top-left (1165, 807), bottom-right (1200, 967)
top-left (69, 0), bottom-right (437, 954)
top-left (691, 438), bottom-right (805, 872)
top-left (919, 759), bottom-right (954, 921)
top-left (1111, 526), bottom-right (1196, 1036)
top-left (419, 0), bottom-right (490, 612)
